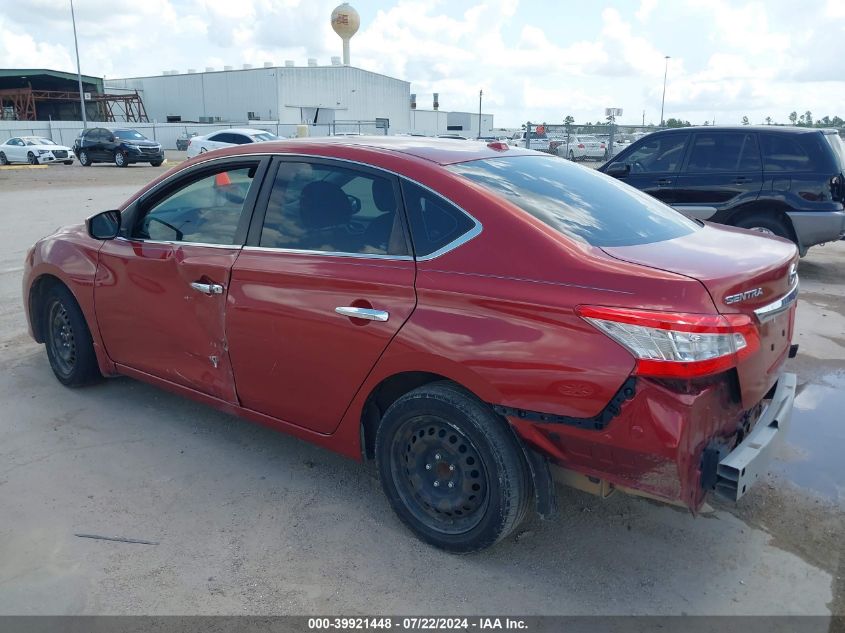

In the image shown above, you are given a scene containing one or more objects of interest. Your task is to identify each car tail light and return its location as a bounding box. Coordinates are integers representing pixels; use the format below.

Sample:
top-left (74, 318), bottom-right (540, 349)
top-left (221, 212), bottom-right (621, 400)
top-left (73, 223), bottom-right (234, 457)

top-left (187, 139), bottom-right (192, 147)
top-left (600, 143), bottom-right (606, 149)
top-left (576, 306), bottom-right (759, 378)
top-left (578, 143), bottom-right (585, 149)
top-left (831, 175), bottom-right (843, 201)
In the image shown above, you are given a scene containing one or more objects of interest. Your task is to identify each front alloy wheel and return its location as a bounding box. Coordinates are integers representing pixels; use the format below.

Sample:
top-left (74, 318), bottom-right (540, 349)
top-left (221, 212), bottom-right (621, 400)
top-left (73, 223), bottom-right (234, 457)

top-left (78, 150), bottom-right (91, 166)
top-left (28, 152), bottom-right (38, 165)
top-left (114, 151), bottom-right (127, 167)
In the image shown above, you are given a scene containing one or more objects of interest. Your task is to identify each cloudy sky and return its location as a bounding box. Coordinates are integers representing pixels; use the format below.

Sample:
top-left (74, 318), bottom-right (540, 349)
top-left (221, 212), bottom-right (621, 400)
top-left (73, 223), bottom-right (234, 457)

top-left (2, 0), bottom-right (844, 127)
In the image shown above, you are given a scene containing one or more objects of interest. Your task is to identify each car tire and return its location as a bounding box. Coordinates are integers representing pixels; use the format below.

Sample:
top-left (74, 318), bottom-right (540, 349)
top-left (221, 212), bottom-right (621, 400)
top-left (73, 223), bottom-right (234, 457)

top-left (28, 152), bottom-right (39, 165)
top-left (734, 213), bottom-right (793, 242)
top-left (375, 381), bottom-right (531, 553)
top-left (78, 150), bottom-right (91, 166)
top-left (0, 152), bottom-right (8, 165)
top-left (114, 151), bottom-right (128, 168)
top-left (568, 150), bottom-right (575, 161)
top-left (42, 284), bottom-right (101, 387)
top-left (150, 160), bottom-right (163, 167)
top-left (63, 161), bottom-right (74, 165)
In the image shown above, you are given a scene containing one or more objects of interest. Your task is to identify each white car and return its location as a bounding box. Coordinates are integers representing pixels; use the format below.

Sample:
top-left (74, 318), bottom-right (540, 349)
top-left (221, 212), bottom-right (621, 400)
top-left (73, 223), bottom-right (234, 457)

top-left (556, 135), bottom-right (606, 161)
top-left (0, 136), bottom-right (75, 165)
top-left (186, 128), bottom-right (279, 158)
top-left (508, 130), bottom-right (551, 152)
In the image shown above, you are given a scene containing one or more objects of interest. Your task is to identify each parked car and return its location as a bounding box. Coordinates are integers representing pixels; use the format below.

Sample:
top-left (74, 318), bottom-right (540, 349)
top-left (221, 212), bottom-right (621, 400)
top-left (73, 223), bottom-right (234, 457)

top-left (600, 126), bottom-right (845, 255)
top-left (24, 137), bottom-right (798, 552)
top-left (436, 133), bottom-right (471, 140)
top-left (0, 136), bottom-right (74, 165)
top-left (558, 135), bottom-right (606, 161)
top-left (186, 128), bottom-right (279, 158)
top-left (176, 132), bottom-right (198, 151)
top-left (508, 130), bottom-right (551, 152)
top-left (73, 128), bottom-right (164, 168)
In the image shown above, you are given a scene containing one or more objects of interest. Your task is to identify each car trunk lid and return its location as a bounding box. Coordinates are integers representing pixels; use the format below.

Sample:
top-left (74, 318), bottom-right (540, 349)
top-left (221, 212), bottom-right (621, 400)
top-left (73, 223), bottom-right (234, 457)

top-left (601, 223), bottom-right (798, 408)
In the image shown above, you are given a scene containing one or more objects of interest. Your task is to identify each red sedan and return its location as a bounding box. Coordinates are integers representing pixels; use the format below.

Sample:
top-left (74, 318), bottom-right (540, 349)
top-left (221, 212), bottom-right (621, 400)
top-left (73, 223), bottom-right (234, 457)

top-left (23, 137), bottom-right (799, 552)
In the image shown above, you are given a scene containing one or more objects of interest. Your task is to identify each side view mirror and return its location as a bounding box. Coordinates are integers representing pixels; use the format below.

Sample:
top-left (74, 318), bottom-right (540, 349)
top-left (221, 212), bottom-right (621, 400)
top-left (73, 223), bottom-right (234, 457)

top-left (605, 162), bottom-right (631, 178)
top-left (107, 136), bottom-right (115, 143)
top-left (86, 209), bottom-right (121, 240)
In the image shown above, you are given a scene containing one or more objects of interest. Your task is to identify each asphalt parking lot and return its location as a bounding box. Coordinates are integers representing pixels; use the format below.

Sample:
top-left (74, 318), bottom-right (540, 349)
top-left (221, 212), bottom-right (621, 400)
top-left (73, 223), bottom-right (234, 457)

top-left (0, 158), bottom-right (842, 617)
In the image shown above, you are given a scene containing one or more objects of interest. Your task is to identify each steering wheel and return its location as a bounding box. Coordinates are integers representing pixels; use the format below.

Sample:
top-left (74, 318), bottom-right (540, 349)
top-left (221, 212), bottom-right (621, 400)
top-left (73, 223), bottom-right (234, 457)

top-left (631, 160), bottom-right (645, 174)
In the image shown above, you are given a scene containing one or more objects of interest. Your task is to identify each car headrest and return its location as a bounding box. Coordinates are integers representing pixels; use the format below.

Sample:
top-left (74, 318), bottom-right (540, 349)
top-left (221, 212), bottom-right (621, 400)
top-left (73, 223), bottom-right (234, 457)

top-left (300, 181), bottom-right (354, 229)
top-left (372, 178), bottom-right (395, 213)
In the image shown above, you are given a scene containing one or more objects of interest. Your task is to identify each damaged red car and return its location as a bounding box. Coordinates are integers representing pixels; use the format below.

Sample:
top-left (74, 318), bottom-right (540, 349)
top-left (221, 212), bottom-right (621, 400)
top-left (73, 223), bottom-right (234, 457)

top-left (23, 137), bottom-right (799, 552)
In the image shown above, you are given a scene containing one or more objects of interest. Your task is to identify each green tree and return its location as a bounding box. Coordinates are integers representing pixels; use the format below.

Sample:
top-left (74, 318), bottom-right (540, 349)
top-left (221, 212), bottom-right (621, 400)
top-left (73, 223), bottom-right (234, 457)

top-left (832, 116), bottom-right (844, 127)
top-left (765, 116), bottom-right (772, 125)
top-left (664, 118), bottom-right (691, 128)
top-left (804, 110), bottom-right (813, 126)
top-left (741, 116), bottom-right (750, 125)
top-left (788, 111), bottom-right (798, 125)
top-left (563, 115), bottom-right (575, 126)
top-left (819, 115), bottom-right (832, 126)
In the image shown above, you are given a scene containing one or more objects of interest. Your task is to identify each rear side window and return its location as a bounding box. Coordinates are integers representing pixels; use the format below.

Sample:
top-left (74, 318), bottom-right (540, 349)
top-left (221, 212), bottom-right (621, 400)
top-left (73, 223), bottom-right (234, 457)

top-left (449, 155), bottom-right (698, 247)
top-left (400, 181), bottom-right (476, 257)
top-left (613, 134), bottom-right (689, 173)
top-left (259, 161), bottom-right (409, 256)
top-left (761, 134), bottom-right (813, 171)
top-left (685, 133), bottom-right (761, 172)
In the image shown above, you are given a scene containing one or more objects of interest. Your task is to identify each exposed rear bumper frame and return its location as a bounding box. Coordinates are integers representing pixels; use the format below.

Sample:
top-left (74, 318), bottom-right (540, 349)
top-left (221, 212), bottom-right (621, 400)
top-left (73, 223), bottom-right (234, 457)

top-left (714, 372), bottom-right (796, 502)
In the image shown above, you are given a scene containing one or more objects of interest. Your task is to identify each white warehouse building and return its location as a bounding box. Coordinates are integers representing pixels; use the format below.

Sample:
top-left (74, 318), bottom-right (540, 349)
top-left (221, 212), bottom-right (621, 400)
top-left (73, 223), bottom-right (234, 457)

top-left (106, 64), bottom-right (410, 130)
top-left (104, 63), bottom-right (493, 137)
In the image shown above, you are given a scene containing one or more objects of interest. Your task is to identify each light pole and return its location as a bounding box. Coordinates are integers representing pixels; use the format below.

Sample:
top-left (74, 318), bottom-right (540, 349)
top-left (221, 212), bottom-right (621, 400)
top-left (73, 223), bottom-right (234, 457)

top-left (70, 0), bottom-right (86, 128)
top-left (659, 55), bottom-right (670, 127)
top-left (478, 89), bottom-right (483, 139)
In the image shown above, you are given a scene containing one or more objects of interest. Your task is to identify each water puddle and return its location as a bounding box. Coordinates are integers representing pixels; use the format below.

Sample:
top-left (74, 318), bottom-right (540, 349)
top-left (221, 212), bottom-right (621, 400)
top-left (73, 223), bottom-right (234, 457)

top-left (770, 372), bottom-right (845, 503)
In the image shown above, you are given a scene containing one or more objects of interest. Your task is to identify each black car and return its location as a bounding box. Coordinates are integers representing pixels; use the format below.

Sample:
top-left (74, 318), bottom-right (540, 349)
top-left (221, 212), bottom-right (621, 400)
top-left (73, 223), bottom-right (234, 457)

top-left (73, 128), bottom-right (165, 168)
top-left (600, 126), bottom-right (845, 255)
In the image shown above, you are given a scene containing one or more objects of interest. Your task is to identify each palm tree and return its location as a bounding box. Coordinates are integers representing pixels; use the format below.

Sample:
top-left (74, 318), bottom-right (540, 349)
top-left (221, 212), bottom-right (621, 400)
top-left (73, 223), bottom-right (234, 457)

top-left (765, 116), bottom-right (772, 125)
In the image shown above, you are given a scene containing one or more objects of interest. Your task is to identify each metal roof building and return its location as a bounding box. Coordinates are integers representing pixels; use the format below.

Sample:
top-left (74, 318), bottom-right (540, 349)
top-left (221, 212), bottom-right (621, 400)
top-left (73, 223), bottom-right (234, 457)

top-left (105, 64), bottom-right (411, 131)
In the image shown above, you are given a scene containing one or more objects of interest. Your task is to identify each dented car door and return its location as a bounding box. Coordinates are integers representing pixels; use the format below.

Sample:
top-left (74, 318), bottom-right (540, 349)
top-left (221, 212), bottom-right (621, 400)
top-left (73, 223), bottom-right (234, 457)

top-left (95, 159), bottom-right (268, 402)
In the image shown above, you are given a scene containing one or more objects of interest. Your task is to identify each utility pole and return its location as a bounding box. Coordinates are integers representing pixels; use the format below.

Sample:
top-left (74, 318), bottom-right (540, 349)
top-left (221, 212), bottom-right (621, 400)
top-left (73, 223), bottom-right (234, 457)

top-left (659, 55), bottom-right (670, 126)
top-left (478, 89), bottom-right (483, 139)
top-left (642, 110), bottom-right (645, 126)
top-left (70, 0), bottom-right (87, 128)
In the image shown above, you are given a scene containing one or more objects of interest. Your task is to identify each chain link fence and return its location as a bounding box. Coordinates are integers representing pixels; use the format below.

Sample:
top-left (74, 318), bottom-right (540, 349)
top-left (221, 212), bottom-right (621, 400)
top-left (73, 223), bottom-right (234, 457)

top-left (0, 120), bottom-right (388, 150)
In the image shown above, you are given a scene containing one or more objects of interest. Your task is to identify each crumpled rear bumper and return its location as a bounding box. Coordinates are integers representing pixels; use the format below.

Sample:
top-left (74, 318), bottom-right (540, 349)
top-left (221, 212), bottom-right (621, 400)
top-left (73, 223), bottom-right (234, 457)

top-left (714, 372), bottom-right (796, 501)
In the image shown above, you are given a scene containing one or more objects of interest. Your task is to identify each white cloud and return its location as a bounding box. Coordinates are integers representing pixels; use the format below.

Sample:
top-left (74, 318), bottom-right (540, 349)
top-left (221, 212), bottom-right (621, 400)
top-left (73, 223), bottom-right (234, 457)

top-left (0, 0), bottom-right (844, 126)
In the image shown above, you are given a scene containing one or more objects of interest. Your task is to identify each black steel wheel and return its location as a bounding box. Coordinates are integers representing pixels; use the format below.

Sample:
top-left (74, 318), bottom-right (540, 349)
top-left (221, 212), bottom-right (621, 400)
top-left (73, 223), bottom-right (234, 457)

top-left (376, 382), bottom-right (531, 552)
top-left (43, 284), bottom-right (101, 387)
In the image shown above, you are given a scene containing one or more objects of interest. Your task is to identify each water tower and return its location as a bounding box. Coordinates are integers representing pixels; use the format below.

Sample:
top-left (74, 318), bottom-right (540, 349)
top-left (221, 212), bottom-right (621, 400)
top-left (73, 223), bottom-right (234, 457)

top-left (331, 3), bottom-right (360, 66)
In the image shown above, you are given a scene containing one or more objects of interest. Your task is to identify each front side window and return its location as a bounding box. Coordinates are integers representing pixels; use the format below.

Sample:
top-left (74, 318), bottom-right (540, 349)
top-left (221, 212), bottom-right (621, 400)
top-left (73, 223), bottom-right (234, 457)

top-left (133, 163), bottom-right (259, 244)
top-left (614, 134), bottom-right (689, 173)
top-left (449, 155), bottom-right (698, 247)
top-left (685, 133), bottom-right (760, 172)
top-left (259, 161), bottom-right (409, 256)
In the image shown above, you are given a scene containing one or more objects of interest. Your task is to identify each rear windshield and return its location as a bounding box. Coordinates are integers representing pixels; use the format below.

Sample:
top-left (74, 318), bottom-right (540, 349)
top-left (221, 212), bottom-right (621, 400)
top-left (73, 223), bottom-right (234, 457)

top-left (823, 133), bottom-right (845, 170)
top-left (448, 155), bottom-right (698, 247)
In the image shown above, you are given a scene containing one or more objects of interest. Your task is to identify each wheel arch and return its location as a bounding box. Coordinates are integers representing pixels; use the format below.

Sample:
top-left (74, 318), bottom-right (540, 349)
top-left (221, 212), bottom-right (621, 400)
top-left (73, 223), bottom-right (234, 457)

top-left (716, 201), bottom-right (798, 243)
top-left (28, 273), bottom-right (70, 343)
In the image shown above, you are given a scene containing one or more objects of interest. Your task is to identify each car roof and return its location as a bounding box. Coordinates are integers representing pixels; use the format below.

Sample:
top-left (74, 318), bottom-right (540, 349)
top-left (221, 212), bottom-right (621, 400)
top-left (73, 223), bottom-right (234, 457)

top-left (650, 125), bottom-right (821, 135)
top-left (214, 128), bottom-right (274, 135)
top-left (206, 135), bottom-right (536, 165)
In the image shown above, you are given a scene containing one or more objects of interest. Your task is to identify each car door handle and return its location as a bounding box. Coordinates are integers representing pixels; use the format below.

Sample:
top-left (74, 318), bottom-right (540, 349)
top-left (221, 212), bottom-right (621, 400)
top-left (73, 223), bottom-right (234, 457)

top-left (190, 282), bottom-right (224, 295)
top-left (733, 176), bottom-right (751, 184)
top-left (655, 178), bottom-right (673, 186)
top-left (335, 306), bottom-right (389, 322)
